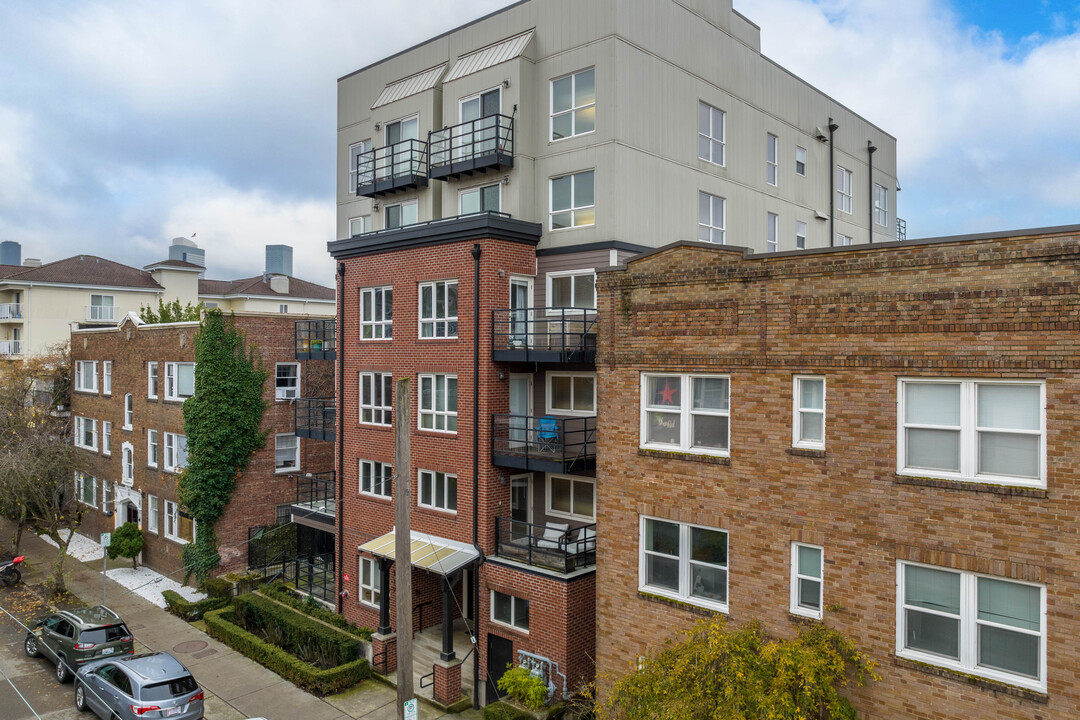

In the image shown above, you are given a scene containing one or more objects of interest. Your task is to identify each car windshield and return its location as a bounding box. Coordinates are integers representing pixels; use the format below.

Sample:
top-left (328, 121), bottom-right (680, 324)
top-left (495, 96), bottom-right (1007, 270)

top-left (80, 624), bottom-right (131, 644)
top-left (140, 676), bottom-right (198, 701)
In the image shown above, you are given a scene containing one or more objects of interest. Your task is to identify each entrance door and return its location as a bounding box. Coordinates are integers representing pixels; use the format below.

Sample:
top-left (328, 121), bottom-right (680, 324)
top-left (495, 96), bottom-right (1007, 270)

top-left (125, 503), bottom-right (139, 525)
top-left (508, 375), bottom-right (532, 449)
top-left (510, 475), bottom-right (532, 539)
top-left (486, 633), bottom-right (514, 705)
top-left (385, 115), bottom-right (419, 178)
top-left (459, 88), bottom-right (501, 159)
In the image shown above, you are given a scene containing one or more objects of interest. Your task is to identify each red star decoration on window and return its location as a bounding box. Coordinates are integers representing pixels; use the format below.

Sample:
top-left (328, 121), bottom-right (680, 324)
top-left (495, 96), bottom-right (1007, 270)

top-left (658, 381), bottom-right (679, 405)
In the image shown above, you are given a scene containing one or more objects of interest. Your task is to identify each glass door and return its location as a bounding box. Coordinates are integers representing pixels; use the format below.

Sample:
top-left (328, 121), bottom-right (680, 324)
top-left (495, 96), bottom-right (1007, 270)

top-left (459, 88), bottom-right (500, 160)
top-left (509, 277), bottom-right (531, 348)
top-left (386, 116), bottom-right (419, 178)
top-left (509, 374), bottom-right (531, 449)
top-left (510, 475), bottom-right (531, 539)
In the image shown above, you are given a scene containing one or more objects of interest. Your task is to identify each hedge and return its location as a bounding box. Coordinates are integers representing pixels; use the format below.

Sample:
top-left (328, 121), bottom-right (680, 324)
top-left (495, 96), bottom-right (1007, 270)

top-left (161, 591), bottom-right (229, 622)
top-left (483, 702), bottom-right (535, 720)
top-left (231, 593), bottom-right (363, 667)
top-left (204, 607), bottom-right (370, 695)
top-left (260, 582), bottom-right (374, 641)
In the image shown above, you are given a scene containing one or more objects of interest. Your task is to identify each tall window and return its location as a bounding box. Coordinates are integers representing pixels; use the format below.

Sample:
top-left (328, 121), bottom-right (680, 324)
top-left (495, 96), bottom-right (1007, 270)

top-left (123, 393), bottom-right (133, 429)
top-left (795, 145), bottom-right (807, 176)
top-left (359, 556), bottom-right (380, 607)
top-left (550, 68), bottom-right (595, 141)
top-left (122, 443), bottom-right (134, 486)
top-left (419, 470), bottom-right (457, 512)
top-left (793, 376), bottom-right (825, 449)
top-left (791, 543), bottom-right (823, 618)
top-left (897, 562), bottom-right (1045, 691)
top-left (698, 192), bottom-right (725, 244)
top-left (164, 500), bottom-right (195, 544)
top-left (275, 433), bottom-right (299, 472)
top-left (275, 363), bottom-right (300, 400)
top-left (361, 287), bottom-right (393, 340)
top-left (766, 133), bottom-right (778, 185)
top-left (419, 374), bottom-right (457, 433)
top-left (74, 360), bottom-right (98, 393)
top-left (460, 184), bottom-right (500, 214)
top-left (89, 294), bottom-right (114, 321)
top-left (898, 379), bottom-right (1044, 487)
top-left (165, 362), bottom-right (195, 401)
top-left (102, 421), bottom-right (112, 456)
top-left (101, 479), bottom-right (111, 513)
top-left (641, 373), bottom-right (730, 455)
top-left (147, 430), bottom-right (158, 468)
top-left (76, 471), bottom-right (96, 506)
top-left (836, 166), bottom-right (853, 213)
top-left (348, 139), bottom-right (371, 193)
top-left (360, 460), bottom-right (392, 498)
top-left (164, 432), bottom-right (188, 472)
top-left (547, 373), bottom-right (596, 415)
top-left (419, 280), bottom-right (458, 338)
top-left (874, 183), bottom-right (888, 226)
top-left (640, 517), bottom-right (728, 612)
top-left (359, 372), bottom-right (393, 426)
top-left (548, 270), bottom-right (595, 310)
top-left (147, 362), bottom-right (158, 399)
top-left (491, 590), bottom-right (530, 632)
top-left (147, 494), bottom-right (159, 533)
top-left (697, 102), bottom-right (725, 166)
top-left (75, 416), bottom-right (98, 451)
top-left (547, 475), bottom-right (595, 520)
top-left (767, 212), bottom-right (779, 252)
top-left (103, 361), bottom-right (112, 395)
top-left (384, 200), bottom-right (418, 229)
top-left (349, 215), bottom-right (372, 237)
top-left (550, 171), bottom-right (595, 230)
top-left (796, 221), bottom-right (807, 250)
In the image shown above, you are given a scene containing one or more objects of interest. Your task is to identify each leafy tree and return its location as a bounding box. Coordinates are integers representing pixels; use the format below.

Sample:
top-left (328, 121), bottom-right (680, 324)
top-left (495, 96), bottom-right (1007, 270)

top-left (106, 521), bottom-right (144, 569)
top-left (178, 309), bottom-right (268, 582)
top-left (139, 298), bottom-right (204, 324)
top-left (596, 616), bottom-right (877, 720)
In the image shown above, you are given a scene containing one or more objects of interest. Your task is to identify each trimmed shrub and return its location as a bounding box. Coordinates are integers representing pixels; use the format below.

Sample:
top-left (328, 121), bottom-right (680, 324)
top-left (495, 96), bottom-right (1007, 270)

top-left (231, 593), bottom-right (363, 668)
top-left (498, 665), bottom-right (549, 710)
top-left (200, 577), bottom-right (233, 599)
top-left (260, 582), bottom-right (373, 641)
top-left (161, 591), bottom-right (229, 622)
top-left (204, 607), bottom-right (369, 695)
top-left (483, 702), bottom-right (534, 720)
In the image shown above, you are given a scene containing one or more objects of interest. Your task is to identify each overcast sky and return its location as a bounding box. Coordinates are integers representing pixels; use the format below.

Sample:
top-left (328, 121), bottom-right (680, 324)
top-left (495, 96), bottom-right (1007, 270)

top-left (1, 0), bottom-right (1078, 286)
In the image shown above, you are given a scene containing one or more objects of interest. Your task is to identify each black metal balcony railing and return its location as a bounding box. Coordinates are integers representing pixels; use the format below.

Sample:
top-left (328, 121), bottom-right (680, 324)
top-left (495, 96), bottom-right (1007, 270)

top-left (295, 319), bottom-right (336, 360)
top-left (494, 517), bottom-right (596, 573)
top-left (291, 471), bottom-right (336, 526)
top-left (491, 307), bottom-right (597, 364)
top-left (428, 114), bottom-right (515, 181)
top-left (355, 138), bottom-right (429, 197)
top-left (897, 217), bottom-right (907, 242)
top-left (491, 414), bottom-right (596, 476)
top-left (295, 397), bottom-right (335, 442)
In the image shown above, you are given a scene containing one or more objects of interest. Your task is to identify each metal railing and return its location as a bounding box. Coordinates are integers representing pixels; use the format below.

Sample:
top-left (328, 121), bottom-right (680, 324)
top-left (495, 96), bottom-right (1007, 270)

top-left (897, 217), bottom-right (907, 242)
top-left (295, 319), bottom-right (336, 360)
top-left (295, 397), bottom-right (335, 442)
top-left (0, 303), bottom-right (23, 319)
top-left (355, 138), bottom-right (429, 196)
top-left (293, 471), bottom-right (336, 517)
top-left (85, 305), bottom-right (117, 322)
top-left (491, 307), bottom-right (597, 363)
top-left (429, 114), bottom-right (514, 178)
top-left (491, 414), bottom-right (596, 475)
top-left (0, 340), bottom-right (22, 356)
top-left (247, 550), bottom-right (336, 605)
top-left (349, 210), bottom-right (511, 242)
top-left (495, 517), bottom-right (596, 574)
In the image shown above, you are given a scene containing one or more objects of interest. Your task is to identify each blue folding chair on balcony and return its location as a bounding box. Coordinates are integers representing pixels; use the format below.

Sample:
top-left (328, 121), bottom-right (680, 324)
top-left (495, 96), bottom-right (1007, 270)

top-left (536, 415), bottom-right (559, 454)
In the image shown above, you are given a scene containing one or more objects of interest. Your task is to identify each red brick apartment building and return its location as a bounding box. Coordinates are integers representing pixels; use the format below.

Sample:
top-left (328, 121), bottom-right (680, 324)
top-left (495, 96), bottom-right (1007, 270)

top-left (70, 312), bottom-right (335, 581)
top-left (593, 226), bottom-right (1080, 719)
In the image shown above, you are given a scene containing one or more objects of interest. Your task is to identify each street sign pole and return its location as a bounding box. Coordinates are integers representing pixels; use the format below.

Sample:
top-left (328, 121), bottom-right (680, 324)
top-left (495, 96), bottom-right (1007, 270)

top-left (100, 533), bottom-right (112, 605)
top-left (403, 698), bottom-right (417, 720)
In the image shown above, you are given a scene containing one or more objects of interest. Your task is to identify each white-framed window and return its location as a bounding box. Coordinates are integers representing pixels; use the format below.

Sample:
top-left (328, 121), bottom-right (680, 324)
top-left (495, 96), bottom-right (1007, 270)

top-left (359, 459), bottom-right (392, 498)
top-left (203, 302), bottom-right (217, 309)
top-left (796, 221), bottom-right (807, 250)
top-left (359, 372), bottom-right (393, 426)
top-left (547, 474), bottom-right (595, 521)
top-left (697, 101), bottom-right (725, 166)
top-left (384, 200), bottom-right (418, 230)
top-left (795, 145), bottom-right (807, 176)
top-left (164, 500), bottom-right (195, 544)
top-left (491, 589), bottom-right (530, 632)
top-left (837, 166), bottom-right (853, 213)
top-left (874, 183), bottom-right (888, 226)
top-left (766, 133), bottom-right (778, 185)
top-left (896, 561), bottom-right (1046, 692)
top-left (698, 191), bottom-right (725, 244)
top-left (459, 184), bottom-right (500, 215)
top-left (348, 139), bottom-right (372, 193)
top-left (836, 234), bottom-right (853, 246)
top-left (102, 361), bottom-right (112, 395)
top-left (75, 416), bottom-right (98, 451)
top-left (550, 67), bottom-right (594, 141)
top-left (639, 517), bottom-right (728, 612)
top-left (349, 214), bottom-right (372, 237)
top-left (275, 433), bottom-right (299, 472)
top-left (419, 280), bottom-right (457, 338)
top-left (418, 469), bottom-right (457, 512)
top-left (767, 212), bottom-right (779, 252)
top-left (419, 374), bottom-right (457, 433)
top-left (549, 170), bottom-right (595, 230)
top-left (147, 494), bottom-right (159, 533)
top-left (793, 376), bottom-right (825, 449)
top-left (76, 471), bottom-right (96, 506)
top-left (361, 286), bottom-right (393, 340)
top-left (546, 372), bottom-right (596, 415)
top-left (897, 379), bottom-right (1045, 487)
top-left (147, 429), bottom-right (158, 468)
top-left (102, 421), bottom-right (112, 456)
top-left (121, 442), bottom-right (134, 486)
top-left (359, 556), bottom-right (380, 608)
top-left (74, 360), bottom-right (98, 393)
top-left (101, 479), bottom-right (111, 513)
top-left (640, 373), bottom-right (730, 456)
top-left (123, 393), bottom-right (133, 429)
top-left (547, 270), bottom-right (596, 311)
top-left (147, 362), bottom-right (158, 399)
top-left (791, 543), bottom-right (823, 619)
top-left (165, 362), bottom-right (195, 401)
top-left (163, 432), bottom-right (188, 473)
top-left (275, 363), bottom-right (300, 400)
top-left (279, 304), bottom-right (288, 314)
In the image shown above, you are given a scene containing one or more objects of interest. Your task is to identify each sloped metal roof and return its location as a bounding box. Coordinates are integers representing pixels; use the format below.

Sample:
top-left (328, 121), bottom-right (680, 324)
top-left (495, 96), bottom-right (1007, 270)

top-left (372, 64), bottom-right (447, 109)
top-left (359, 530), bottom-right (479, 576)
top-left (445, 30), bottom-right (534, 83)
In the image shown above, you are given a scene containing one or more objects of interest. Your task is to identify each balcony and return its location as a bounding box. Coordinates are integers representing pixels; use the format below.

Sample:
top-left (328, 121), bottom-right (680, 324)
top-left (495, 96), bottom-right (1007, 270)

top-left (491, 307), bottom-right (596, 363)
top-left (85, 305), bottom-right (117, 323)
top-left (295, 319), bottom-right (336, 360)
top-left (295, 397), bottom-right (335, 442)
top-left (494, 517), bottom-right (595, 574)
top-left (0, 340), bottom-right (22, 356)
top-left (897, 217), bottom-right (907, 242)
top-left (491, 414), bottom-right (596, 476)
top-left (0, 303), bottom-right (23, 321)
top-left (290, 471), bottom-right (336, 529)
top-left (355, 139), bottom-right (429, 198)
top-left (428, 114), bottom-right (514, 181)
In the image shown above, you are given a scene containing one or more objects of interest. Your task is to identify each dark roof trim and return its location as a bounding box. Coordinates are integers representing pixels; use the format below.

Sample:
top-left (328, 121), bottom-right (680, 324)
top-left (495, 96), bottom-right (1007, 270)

top-left (328, 213), bottom-right (542, 260)
top-left (535, 240), bottom-right (651, 257)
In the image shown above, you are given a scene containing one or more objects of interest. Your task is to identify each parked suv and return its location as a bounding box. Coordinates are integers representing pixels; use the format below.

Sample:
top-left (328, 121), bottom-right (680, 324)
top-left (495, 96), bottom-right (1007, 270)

top-left (23, 606), bottom-right (134, 682)
top-left (75, 652), bottom-right (204, 720)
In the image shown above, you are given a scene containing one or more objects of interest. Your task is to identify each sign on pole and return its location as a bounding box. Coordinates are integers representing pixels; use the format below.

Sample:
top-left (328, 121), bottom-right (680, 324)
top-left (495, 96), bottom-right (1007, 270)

top-left (100, 533), bottom-right (111, 548)
top-left (403, 699), bottom-right (418, 720)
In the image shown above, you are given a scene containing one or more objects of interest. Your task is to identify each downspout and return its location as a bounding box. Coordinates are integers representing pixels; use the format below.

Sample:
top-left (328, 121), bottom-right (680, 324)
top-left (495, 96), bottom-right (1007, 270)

top-left (336, 261), bottom-right (346, 614)
top-left (867, 141), bottom-right (877, 243)
top-left (470, 243), bottom-right (482, 710)
top-left (828, 119), bottom-right (838, 246)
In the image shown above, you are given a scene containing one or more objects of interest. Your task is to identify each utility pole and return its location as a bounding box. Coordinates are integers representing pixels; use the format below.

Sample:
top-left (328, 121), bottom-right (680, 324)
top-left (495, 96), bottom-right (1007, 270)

top-left (394, 377), bottom-right (414, 719)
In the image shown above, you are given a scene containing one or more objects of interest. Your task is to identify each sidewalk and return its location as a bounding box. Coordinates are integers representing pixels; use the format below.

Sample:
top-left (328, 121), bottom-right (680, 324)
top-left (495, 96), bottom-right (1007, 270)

top-left (11, 530), bottom-right (482, 720)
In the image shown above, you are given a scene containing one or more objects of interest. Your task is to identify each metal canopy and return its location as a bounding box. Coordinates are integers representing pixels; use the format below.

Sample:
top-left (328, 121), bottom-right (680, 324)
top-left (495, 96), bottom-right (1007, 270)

top-left (372, 64), bottom-right (447, 109)
top-left (444, 30), bottom-right (534, 83)
top-left (359, 530), bottom-right (478, 576)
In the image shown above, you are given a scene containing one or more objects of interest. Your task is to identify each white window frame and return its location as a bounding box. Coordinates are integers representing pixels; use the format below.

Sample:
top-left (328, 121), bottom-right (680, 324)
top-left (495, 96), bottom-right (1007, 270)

top-left (697, 101), bottom-right (725, 166)
top-left (418, 280), bottom-right (457, 339)
top-left (279, 304), bottom-right (288, 314)
top-left (549, 170), bottom-right (595, 230)
top-left (897, 378), bottom-right (1045, 488)
top-left (490, 589), bottom-right (530, 633)
top-left (836, 234), bottom-right (853, 246)
top-left (792, 376), bottom-right (825, 450)
top-left (348, 139), bottom-right (371, 194)
top-left (147, 362), bottom-right (158, 399)
top-left (549, 67), bottom-right (595, 142)
top-left (384, 199), bottom-right (418, 230)
top-left (545, 372), bottom-right (596, 416)
top-left (766, 133), bottom-right (778, 186)
top-left (546, 269), bottom-right (596, 312)
top-left (359, 372), bottom-right (393, 426)
top-left (163, 432), bottom-right (187, 473)
top-left (123, 393), bottom-right (133, 430)
top-left (896, 561), bottom-right (1046, 692)
top-left (275, 362), bottom-right (300, 400)
top-left (102, 421), bottom-right (112, 456)
top-left (458, 183), bottom-right (501, 215)
top-left (359, 556), bottom-right (380, 608)
top-left (874, 183), bottom-right (888, 226)
top-left (837, 166), bottom-right (853, 214)
top-left (100, 479), bottom-right (111, 514)
top-left (360, 286), bottom-right (393, 340)
top-left (164, 362), bottom-right (195, 401)
top-left (348, 214), bottom-right (372, 237)
top-left (546, 473), bottom-right (595, 521)
top-left (359, 459), bottom-right (392, 498)
top-left (796, 221), bottom-right (807, 250)
top-left (147, 429), bottom-right (158, 468)
top-left (698, 191), bottom-right (725, 244)
top-left (790, 542), bottom-right (823, 619)
top-left (121, 442), bottom-right (134, 486)
top-left (75, 416), bottom-right (98, 451)
top-left (418, 373), bottom-right (457, 434)
top-left (795, 145), bottom-right (807, 176)
top-left (275, 433), bottom-right (299, 473)
top-left (74, 360), bottom-right (98, 393)
top-left (640, 373), bottom-right (730, 457)
top-left (147, 494), bottom-right (159, 533)
top-left (164, 500), bottom-right (196, 545)
top-left (766, 212), bottom-right (778, 252)
top-left (418, 469), bottom-right (458, 513)
top-left (76, 471), bottom-right (96, 506)
top-left (102, 361), bottom-right (112, 396)
top-left (638, 516), bottom-right (729, 613)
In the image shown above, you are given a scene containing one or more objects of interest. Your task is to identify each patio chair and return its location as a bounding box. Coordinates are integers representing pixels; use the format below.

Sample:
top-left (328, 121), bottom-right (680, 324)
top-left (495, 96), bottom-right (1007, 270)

top-left (536, 415), bottom-right (559, 453)
top-left (535, 522), bottom-right (570, 550)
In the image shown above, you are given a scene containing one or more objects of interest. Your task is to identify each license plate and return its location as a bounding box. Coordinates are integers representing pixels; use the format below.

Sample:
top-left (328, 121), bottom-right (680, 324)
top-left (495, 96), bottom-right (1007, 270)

top-left (166, 708), bottom-right (182, 717)
top-left (101, 647), bottom-right (114, 655)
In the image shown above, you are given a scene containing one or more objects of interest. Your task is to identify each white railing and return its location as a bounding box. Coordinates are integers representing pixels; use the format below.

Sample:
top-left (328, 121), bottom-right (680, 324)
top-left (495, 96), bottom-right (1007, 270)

top-left (0, 340), bottom-right (23, 355)
top-left (0, 303), bottom-right (23, 319)
top-left (85, 305), bottom-right (117, 322)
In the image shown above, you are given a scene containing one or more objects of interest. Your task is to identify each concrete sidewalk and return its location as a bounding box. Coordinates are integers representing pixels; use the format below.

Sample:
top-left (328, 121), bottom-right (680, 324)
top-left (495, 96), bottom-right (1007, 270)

top-left (8, 530), bottom-right (482, 720)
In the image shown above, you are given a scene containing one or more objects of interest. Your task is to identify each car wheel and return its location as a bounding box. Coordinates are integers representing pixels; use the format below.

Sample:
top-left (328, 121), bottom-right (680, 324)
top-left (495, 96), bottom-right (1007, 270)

top-left (56, 658), bottom-right (70, 683)
top-left (74, 682), bottom-right (88, 712)
top-left (24, 635), bottom-right (39, 658)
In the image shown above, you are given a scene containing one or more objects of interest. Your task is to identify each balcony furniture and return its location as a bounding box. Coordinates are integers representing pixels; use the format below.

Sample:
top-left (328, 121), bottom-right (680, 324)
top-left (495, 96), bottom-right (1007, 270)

top-left (494, 517), bottom-right (597, 573)
top-left (536, 416), bottom-right (559, 454)
top-left (491, 413), bottom-right (596, 476)
top-left (535, 522), bottom-right (570, 551)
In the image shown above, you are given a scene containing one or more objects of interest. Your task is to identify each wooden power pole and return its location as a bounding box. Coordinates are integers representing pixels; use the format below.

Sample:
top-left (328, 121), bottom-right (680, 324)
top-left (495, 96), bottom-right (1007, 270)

top-left (394, 377), bottom-right (414, 718)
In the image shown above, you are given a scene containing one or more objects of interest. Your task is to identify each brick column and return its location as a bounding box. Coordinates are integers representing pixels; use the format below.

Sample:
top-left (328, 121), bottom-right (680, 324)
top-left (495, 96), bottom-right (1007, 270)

top-left (371, 632), bottom-right (397, 674)
top-left (432, 658), bottom-right (462, 706)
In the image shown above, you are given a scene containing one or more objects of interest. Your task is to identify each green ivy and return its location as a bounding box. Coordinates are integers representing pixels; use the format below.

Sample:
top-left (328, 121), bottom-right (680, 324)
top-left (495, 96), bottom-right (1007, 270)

top-left (139, 298), bottom-right (204, 324)
top-left (178, 309), bottom-right (269, 582)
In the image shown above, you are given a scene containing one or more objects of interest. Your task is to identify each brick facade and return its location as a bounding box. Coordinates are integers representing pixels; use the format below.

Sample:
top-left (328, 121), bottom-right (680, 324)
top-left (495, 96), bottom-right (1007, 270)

top-left (593, 230), bottom-right (1080, 718)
